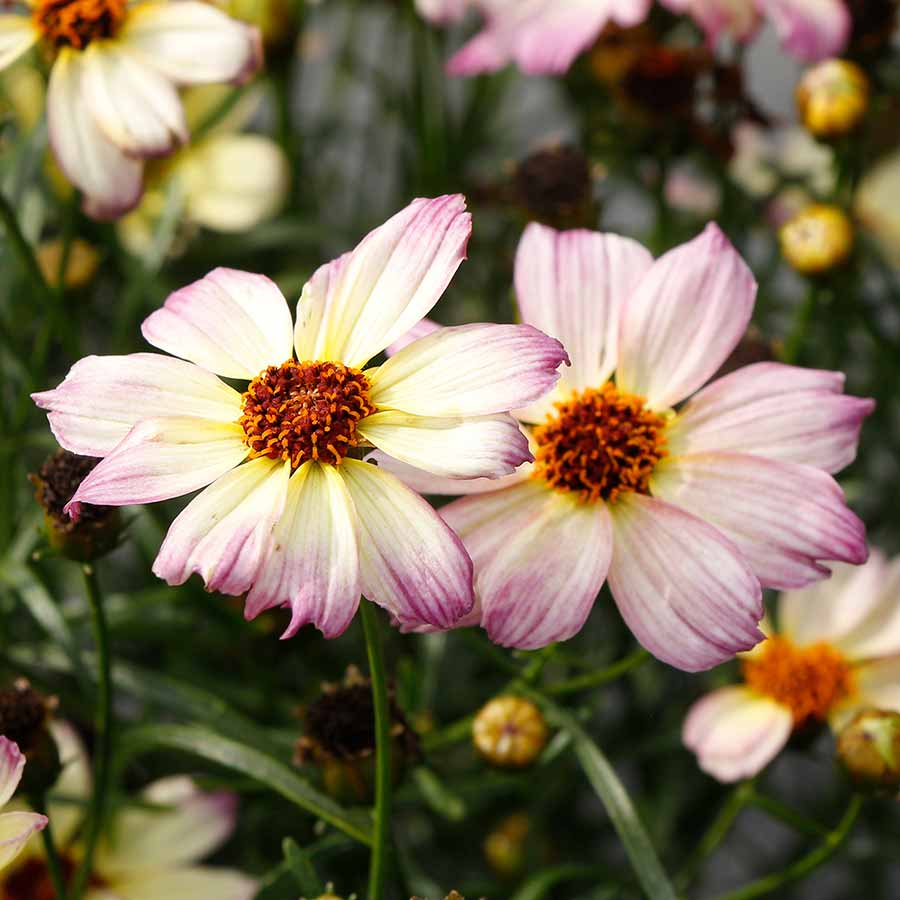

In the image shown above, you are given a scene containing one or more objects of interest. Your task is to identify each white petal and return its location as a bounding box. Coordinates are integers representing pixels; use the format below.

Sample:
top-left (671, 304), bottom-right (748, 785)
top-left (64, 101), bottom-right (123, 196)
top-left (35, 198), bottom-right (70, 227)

top-left (142, 268), bottom-right (294, 378)
top-left (153, 457), bottom-right (288, 596)
top-left (119, 1), bottom-right (261, 85)
top-left (296, 196), bottom-right (471, 368)
top-left (47, 48), bottom-right (143, 220)
top-left (616, 223), bottom-right (757, 410)
top-left (0, 16), bottom-right (39, 71)
top-left (385, 317), bottom-right (442, 356)
top-left (832, 556), bottom-right (900, 660)
top-left (32, 353), bottom-right (242, 457)
top-left (852, 658), bottom-right (900, 717)
top-left (651, 452), bottom-right (867, 589)
top-left (339, 459), bottom-right (474, 629)
top-left (442, 480), bottom-right (613, 649)
top-left (682, 686), bottom-right (793, 782)
top-left (514, 222), bottom-right (653, 391)
top-left (0, 738), bottom-right (24, 808)
top-left (244, 461), bottom-right (361, 639)
top-left (47, 722), bottom-right (91, 849)
top-left (106, 868), bottom-right (257, 900)
top-left (66, 418), bottom-right (248, 512)
top-left (366, 323), bottom-right (567, 416)
top-left (0, 811), bottom-right (47, 870)
top-left (81, 44), bottom-right (187, 158)
top-left (607, 492), bottom-right (764, 672)
top-left (667, 362), bottom-right (874, 474)
top-left (358, 410), bottom-right (531, 479)
top-left (366, 450), bottom-right (531, 495)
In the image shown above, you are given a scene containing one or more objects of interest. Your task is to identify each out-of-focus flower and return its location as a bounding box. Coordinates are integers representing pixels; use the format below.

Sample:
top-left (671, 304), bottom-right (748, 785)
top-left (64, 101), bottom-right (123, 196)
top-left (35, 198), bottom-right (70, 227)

top-left (780, 203), bottom-right (854, 274)
top-left (376, 223), bottom-right (872, 671)
top-left (473, 696), bottom-right (548, 768)
top-left (0, 681), bottom-right (60, 797)
top-left (29, 449), bottom-right (122, 562)
top-left (0, 738), bottom-right (47, 872)
top-left (664, 163), bottom-right (722, 218)
top-left (589, 22), bottom-right (655, 85)
top-left (796, 59), bottom-right (869, 138)
top-left (0, 0), bottom-right (261, 219)
top-left (34, 196), bottom-right (568, 639)
top-left (684, 552), bottom-right (900, 782)
top-left (617, 44), bottom-right (707, 123)
top-left (2, 723), bottom-right (256, 898)
top-left (514, 144), bottom-right (595, 229)
top-left (294, 666), bottom-right (420, 802)
top-left (855, 149), bottom-right (900, 267)
top-left (36, 238), bottom-right (99, 290)
top-left (483, 813), bottom-right (530, 879)
top-left (837, 708), bottom-right (900, 791)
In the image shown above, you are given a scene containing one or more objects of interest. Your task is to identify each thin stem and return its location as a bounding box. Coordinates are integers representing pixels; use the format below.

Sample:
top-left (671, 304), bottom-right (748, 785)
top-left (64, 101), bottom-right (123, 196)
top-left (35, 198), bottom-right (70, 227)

top-left (69, 564), bottom-right (113, 900)
top-left (781, 285), bottom-right (818, 365)
top-left (32, 794), bottom-right (68, 900)
top-left (0, 189), bottom-right (55, 308)
top-left (360, 600), bottom-right (391, 900)
top-left (751, 791), bottom-right (830, 838)
top-left (546, 649), bottom-right (650, 696)
top-left (708, 794), bottom-right (863, 900)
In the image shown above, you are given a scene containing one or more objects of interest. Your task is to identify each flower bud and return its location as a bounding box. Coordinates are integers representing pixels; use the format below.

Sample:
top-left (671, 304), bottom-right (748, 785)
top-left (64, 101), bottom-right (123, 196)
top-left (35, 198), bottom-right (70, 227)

top-left (779, 204), bottom-right (854, 275)
top-left (514, 145), bottom-right (595, 229)
top-left (36, 239), bottom-right (99, 290)
top-left (796, 59), bottom-right (869, 138)
top-left (837, 708), bottom-right (900, 791)
top-left (483, 812), bottom-right (531, 879)
top-left (472, 696), bottom-right (548, 769)
top-left (0, 680), bottom-right (61, 797)
top-left (30, 450), bottom-right (122, 562)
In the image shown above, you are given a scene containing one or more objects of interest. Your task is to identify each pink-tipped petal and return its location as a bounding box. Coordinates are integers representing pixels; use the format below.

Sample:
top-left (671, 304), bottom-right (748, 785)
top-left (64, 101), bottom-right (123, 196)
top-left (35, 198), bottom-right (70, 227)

top-left (244, 462), bottom-right (361, 639)
top-left (683, 686), bottom-right (793, 782)
top-left (119, 1), bottom-right (262, 85)
top-left (651, 452), bottom-right (867, 590)
top-left (152, 457), bottom-right (289, 595)
top-left (65, 418), bottom-right (248, 512)
top-left (142, 268), bottom-right (294, 379)
top-left (303, 196), bottom-right (471, 369)
top-left (339, 459), bottom-right (474, 630)
top-left (32, 353), bottom-right (242, 457)
top-left (607, 492), bottom-right (764, 672)
top-left (358, 410), bottom-right (531, 480)
top-left (757, 0), bottom-right (850, 61)
top-left (110, 868), bottom-right (258, 900)
top-left (667, 362), bottom-right (874, 474)
top-left (616, 223), bottom-right (757, 410)
top-left (514, 223), bottom-right (653, 392)
top-left (47, 48), bottom-right (143, 221)
top-left (385, 317), bottom-right (441, 357)
top-left (442, 480), bottom-right (612, 648)
top-left (367, 323), bottom-right (567, 417)
top-left (0, 811), bottom-right (48, 870)
top-left (0, 738), bottom-right (24, 808)
top-left (0, 16), bottom-right (39, 70)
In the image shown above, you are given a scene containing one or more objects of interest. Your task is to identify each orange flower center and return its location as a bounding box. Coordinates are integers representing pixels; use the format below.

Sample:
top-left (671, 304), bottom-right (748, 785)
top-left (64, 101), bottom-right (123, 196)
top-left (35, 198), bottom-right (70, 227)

top-left (532, 383), bottom-right (667, 503)
top-left (742, 636), bottom-right (855, 726)
top-left (239, 360), bottom-right (376, 468)
top-left (33, 0), bottom-right (126, 48)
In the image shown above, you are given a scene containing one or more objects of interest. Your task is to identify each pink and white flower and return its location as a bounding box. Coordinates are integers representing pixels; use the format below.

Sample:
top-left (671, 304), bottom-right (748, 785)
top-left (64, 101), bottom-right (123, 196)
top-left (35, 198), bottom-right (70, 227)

top-left (0, 0), bottom-right (261, 220)
top-left (0, 738), bottom-right (47, 873)
top-left (684, 552), bottom-right (900, 782)
top-left (33, 196), bottom-right (567, 639)
top-left (375, 222), bottom-right (872, 671)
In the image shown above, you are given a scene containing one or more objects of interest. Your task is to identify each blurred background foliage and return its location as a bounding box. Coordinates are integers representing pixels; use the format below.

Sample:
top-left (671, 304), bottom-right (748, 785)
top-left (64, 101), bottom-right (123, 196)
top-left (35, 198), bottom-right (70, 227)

top-left (2, 0), bottom-right (900, 898)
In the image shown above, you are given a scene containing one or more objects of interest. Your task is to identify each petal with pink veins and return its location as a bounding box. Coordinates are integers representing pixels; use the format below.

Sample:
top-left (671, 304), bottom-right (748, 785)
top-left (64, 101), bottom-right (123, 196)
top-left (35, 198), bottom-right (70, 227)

top-left (32, 353), bottom-right (242, 458)
top-left (0, 738), bottom-right (25, 808)
top-left (339, 459), bottom-right (474, 630)
top-left (142, 268), bottom-right (294, 379)
top-left (244, 461), bottom-right (361, 639)
top-left (757, 0), bottom-right (850, 62)
top-left (616, 223), bottom-right (756, 411)
top-left (0, 811), bottom-right (48, 871)
top-left (441, 479), bottom-right (612, 648)
top-left (152, 457), bottom-right (289, 596)
top-left (607, 492), bottom-right (764, 671)
top-left (683, 686), bottom-right (793, 782)
top-left (651, 452), bottom-right (867, 590)
top-left (666, 362), bottom-right (874, 474)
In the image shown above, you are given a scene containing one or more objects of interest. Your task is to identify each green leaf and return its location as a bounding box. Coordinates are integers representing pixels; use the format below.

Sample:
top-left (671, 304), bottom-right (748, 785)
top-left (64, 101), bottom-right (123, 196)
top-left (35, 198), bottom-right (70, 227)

top-left (117, 724), bottom-right (372, 846)
top-left (282, 837), bottom-right (325, 896)
top-left (412, 765), bottom-right (466, 822)
top-left (510, 864), bottom-right (614, 900)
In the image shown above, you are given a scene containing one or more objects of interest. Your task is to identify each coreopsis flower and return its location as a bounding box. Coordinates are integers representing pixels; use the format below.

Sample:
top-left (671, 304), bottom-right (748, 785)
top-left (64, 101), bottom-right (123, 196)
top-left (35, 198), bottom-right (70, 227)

top-left (0, 738), bottom-right (47, 872)
top-left (376, 222), bottom-right (872, 670)
top-left (684, 552), bottom-right (900, 782)
top-left (33, 196), bottom-right (567, 638)
top-left (0, 0), bottom-right (261, 219)
top-left (2, 723), bottom-right (256, 898)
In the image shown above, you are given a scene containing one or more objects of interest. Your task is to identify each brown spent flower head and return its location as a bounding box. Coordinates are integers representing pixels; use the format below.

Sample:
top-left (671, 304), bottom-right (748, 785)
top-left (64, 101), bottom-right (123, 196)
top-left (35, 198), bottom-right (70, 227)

top-left (796, 59), bottom-right (869, 138)
top-left (473, 696), bottom-right (549, 769)
top-left (0, 679), bottom-right (61, 796)
top-left (779, 204), bottom-right (854, 275)
top-left (514, 144), bottom-right (595, 229)
top-left (589, 22), bottom-right (656, 85)
top-left (30, 449), bottom-right (122, 561)
top-left (837, 708), bottom-right (900, 791)
top-left (619, 46), bottom-right (709, 121)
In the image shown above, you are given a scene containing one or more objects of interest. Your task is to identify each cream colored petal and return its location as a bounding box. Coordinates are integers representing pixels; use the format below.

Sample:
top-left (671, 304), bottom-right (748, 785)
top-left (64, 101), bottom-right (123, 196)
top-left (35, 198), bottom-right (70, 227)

top-left (0, 16), bottom-right (39, 72)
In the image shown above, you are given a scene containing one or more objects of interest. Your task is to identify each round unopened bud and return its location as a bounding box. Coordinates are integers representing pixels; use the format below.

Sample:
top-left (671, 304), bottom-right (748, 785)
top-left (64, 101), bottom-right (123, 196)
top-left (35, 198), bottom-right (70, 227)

top-left (796, 59), bottom-right (869, 138)
top-left (837, 708), bottom-right (900, 791)
top-left (473, 696), bottom-right (548, 769)
top-left (779, 204), bottom-right (854, 275)
top-left (483, 812), bottom-right (531, 879)
top-left (514, 144), bottom-right (594, 229)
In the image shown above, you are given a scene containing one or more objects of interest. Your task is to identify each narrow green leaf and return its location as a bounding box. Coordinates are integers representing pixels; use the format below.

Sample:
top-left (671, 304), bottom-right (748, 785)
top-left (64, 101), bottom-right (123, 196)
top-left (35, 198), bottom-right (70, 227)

top-left (412, 765), bottom-right (466, 822)
top-left (117, 724), bottom-right (372, 846)
top-left (282, 837), bottom-right (325, 896)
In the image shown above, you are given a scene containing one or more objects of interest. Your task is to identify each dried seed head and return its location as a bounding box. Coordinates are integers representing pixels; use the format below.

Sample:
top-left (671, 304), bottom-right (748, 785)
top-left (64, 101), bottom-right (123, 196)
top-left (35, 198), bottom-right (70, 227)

top-left (514, 144), bottom-right (594, 229)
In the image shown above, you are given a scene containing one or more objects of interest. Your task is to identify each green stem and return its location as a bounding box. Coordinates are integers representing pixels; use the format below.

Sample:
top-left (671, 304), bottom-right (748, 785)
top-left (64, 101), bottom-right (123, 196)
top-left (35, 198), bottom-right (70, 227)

top-left (781, 285), bottom-right (818, 364)
top-left (360, 600), bottom-right (391, 900)
top-left (32, 794), bottom-right (68, 900)
top-left (0, 189), bottom-right (55, 308)
top-left (69, 564), bottom-right (113, 900)
top-left (546, 649), bottom-right (650, 696)
top-left (751, 792), bottom-right (830, 838)
top-left (708, 794), bottom-right (863, 900)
